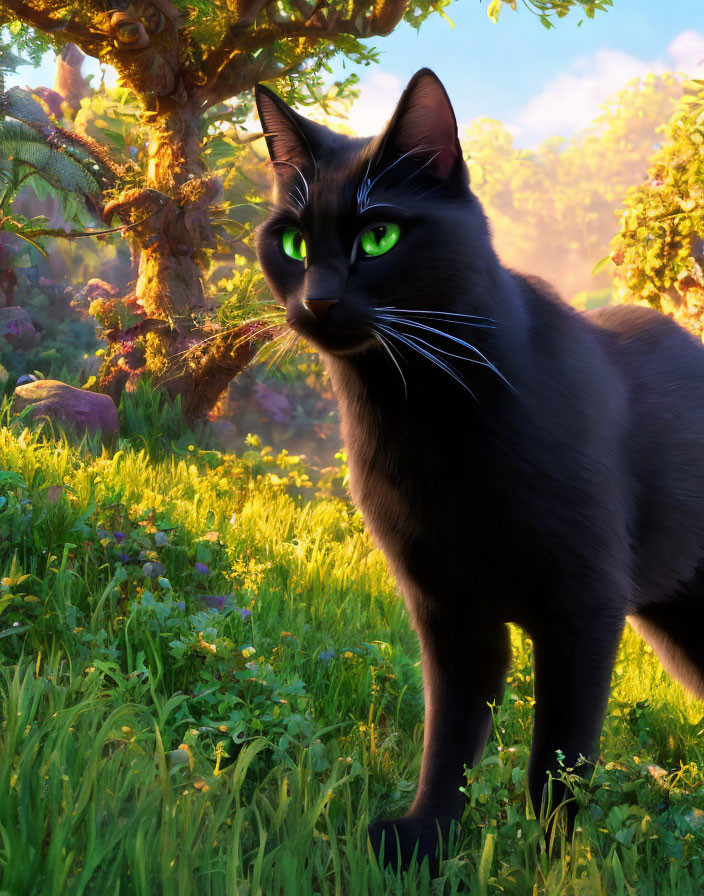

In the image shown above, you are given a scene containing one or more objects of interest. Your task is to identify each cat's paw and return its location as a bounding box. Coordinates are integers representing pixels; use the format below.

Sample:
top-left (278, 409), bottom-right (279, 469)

top-left (367, 815), bottom-right (454, 875)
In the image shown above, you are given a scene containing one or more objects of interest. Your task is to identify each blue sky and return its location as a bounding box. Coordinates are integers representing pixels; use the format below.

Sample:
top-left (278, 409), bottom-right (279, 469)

top-left (8, 0), bottom-right (704, 146)
top-left (334, 0), bottom-right (704, 143)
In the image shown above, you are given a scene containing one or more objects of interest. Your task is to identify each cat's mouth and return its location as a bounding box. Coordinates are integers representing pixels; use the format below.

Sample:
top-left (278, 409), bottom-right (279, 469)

top-left (287, 307), bottom-right (376, 355)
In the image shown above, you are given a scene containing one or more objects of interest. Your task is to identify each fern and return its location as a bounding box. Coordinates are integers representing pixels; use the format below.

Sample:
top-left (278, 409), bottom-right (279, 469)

top-left (1, 87), bottom-right (52, 128)
top-left (0, 119), bottom-right (100, 196)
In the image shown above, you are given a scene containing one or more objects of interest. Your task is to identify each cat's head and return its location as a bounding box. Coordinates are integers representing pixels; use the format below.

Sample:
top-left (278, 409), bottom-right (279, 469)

top-left (255, 68), bottom-right (488, 357)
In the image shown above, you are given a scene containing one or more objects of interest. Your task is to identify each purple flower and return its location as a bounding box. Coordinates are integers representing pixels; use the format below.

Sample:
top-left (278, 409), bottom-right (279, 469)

top-left (198, 594), bottom-right (227, 611)
top-left (320, 649), bottom-right (336, 663)
top-left (239, 608), bottom-right (252, 621)
top-left (195, 562), bottom-right (209, 575)
top-left (116, 552), bottom-right (137, 564)
top-left (113, 532), bottom-right (124, 544)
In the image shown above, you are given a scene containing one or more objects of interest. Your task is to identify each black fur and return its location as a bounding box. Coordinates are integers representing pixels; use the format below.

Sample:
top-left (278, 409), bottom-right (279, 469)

top-left (254, 69), bottom-right (704, 872)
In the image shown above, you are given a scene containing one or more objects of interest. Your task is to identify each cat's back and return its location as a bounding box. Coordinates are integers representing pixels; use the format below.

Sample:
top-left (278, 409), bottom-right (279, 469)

top-left (587, 303), bottom-right (704, 369)
top-left (586, 302), bottom-right (704, 411)
top-left (586, 302), bottom-right (704, 601)
top-left (585, 301), bottom-right (704, 448)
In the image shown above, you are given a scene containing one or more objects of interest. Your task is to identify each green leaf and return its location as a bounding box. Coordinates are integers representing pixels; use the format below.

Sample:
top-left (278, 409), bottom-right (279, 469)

top-left (591, 254), bottom-right (614, 277)
top-left (478, 832), bottom-right (494, 896)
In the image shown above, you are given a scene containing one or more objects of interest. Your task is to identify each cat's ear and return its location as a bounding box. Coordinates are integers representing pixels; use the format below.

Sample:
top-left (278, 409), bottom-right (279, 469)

top-left (255, 83), bottom-right (318, 174)
top-left (376, 68), bottom-right (464, 183)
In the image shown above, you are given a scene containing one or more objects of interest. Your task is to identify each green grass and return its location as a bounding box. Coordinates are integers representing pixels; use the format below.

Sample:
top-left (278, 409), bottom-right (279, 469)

top-left (1, 422), bottom-right (704, 894)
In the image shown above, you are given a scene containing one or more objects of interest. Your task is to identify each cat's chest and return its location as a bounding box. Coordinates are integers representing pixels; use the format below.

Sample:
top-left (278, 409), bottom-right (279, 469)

top-left (340, 395), bottom-right (493, 557)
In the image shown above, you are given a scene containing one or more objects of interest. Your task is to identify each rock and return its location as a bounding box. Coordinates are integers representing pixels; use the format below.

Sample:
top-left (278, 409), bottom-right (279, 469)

top-left (13, 379), bottom-right (119, 443)
top-left (0, 307), bottom-right (36, 344)
top-left (253, 382), bottom-right (294, 424)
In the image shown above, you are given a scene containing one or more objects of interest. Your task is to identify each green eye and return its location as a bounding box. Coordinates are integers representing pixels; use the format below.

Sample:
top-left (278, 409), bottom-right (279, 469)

top-left (359, 222), bottom-right (400, 257)
top-left (282, 227), bottom-right (307, 261)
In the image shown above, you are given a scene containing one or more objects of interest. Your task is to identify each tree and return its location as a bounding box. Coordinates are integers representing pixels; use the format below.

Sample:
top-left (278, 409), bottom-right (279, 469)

top-left (611, 79), bottom-right (704, 339)
top-left (0, 0), bottom-right (614, 417)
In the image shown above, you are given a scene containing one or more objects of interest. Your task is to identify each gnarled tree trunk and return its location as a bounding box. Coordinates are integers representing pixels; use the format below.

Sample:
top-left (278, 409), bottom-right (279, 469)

top-left (95, 10), bottom-right (266, 418)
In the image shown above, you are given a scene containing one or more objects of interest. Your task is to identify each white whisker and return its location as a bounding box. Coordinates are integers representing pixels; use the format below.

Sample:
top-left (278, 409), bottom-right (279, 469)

top-left (377, 323), bottom-right (477, 402)
top-left (377, 315), bottom-right (517, 394)
top-left (372, 329), bottom-right (408, 398)
top-left (376, 306), bottom-right (496, 325)
top-left (271, 159), bottom-right (310, 205)
top-left (393, 150), bottom-right (442, 191)
top-left (379, 311), bottom-right (496, 330)
top-left (360, 202), bottom-right (406, 214)
top-left (381, 322), bottom-right (494, 372)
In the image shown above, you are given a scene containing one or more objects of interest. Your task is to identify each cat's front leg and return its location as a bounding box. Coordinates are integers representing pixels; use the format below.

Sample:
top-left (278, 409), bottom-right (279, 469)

top-left (369, 617), bottom-right (510, 873)
top-left (527, 614), bottom-right (624, 825)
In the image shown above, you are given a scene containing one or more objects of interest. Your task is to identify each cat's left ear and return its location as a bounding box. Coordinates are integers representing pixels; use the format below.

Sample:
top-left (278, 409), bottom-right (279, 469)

top-left (376, 68), bottom-right (466, 185)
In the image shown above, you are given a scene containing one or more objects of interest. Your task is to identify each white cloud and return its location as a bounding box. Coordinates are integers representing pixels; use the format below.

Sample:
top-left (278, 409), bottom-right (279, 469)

top-left (668, 29), bottom-right (704, 72)
top-left (505, 29), bottom-right (704, 146)
top-left (344, 71), bottom-right (403, 137)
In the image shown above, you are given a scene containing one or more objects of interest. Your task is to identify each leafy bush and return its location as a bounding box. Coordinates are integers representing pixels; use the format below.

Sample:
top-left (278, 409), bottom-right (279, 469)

top-left (612, 78), bottom-right (704, 338)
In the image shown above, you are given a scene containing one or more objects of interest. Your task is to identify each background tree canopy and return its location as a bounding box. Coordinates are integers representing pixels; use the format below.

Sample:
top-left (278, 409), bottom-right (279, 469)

top-left (464, 74), bottom-right (684, 303)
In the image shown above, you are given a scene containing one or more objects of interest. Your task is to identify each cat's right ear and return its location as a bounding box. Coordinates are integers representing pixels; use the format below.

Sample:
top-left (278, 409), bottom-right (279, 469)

top-left (255, 84), bottom-right (316, 175)
top-left (373, 68), bottom-right (467, 188)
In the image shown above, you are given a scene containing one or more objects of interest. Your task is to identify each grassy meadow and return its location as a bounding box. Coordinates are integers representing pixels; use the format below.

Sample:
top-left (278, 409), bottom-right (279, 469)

top-left (1, 414), bottom-right (704, 895)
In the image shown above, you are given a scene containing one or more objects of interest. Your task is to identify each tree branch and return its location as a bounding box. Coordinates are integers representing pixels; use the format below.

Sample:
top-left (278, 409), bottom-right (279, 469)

top-left (0, 1), bottom-right (182, 99)
top-left (202, 0), bottom-right (276, 85)
top-left (201, 0), bottom-right (408, 105)
top-left (201, 47), bottom-right (305, 107)
top-left (0, 0), bottom-right (104, 56)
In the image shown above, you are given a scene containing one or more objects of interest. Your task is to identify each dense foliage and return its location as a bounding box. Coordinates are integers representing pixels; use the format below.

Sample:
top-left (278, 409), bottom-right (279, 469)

top-left (612, 79), bottom-right (704, 338)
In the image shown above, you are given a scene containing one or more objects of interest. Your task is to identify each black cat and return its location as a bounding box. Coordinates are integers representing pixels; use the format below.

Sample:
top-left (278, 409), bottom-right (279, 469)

top-left (254, 68), bottom-right (704, 871)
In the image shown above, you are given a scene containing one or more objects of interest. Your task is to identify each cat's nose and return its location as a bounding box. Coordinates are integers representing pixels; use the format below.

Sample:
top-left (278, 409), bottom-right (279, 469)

top-left (303, 298), bottom-right (339, 321)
